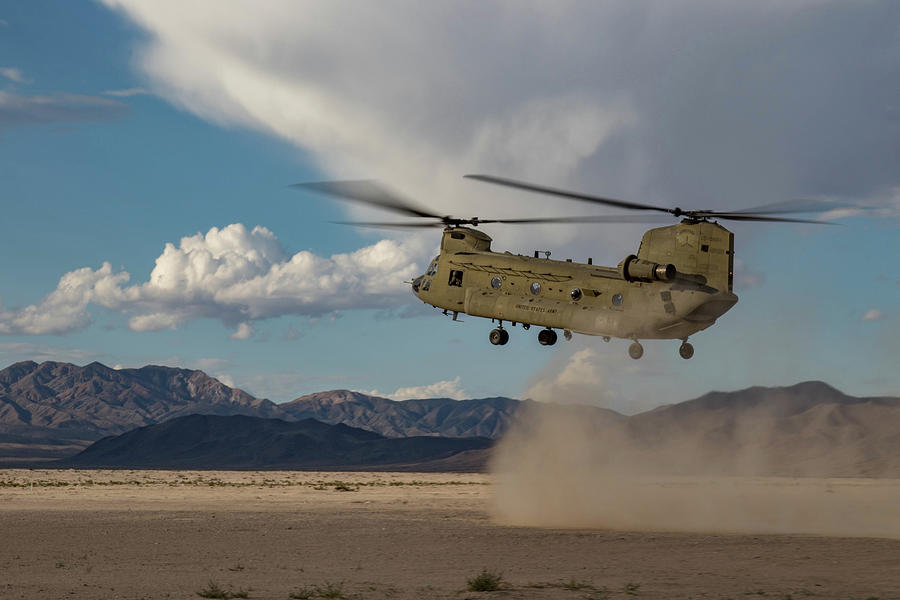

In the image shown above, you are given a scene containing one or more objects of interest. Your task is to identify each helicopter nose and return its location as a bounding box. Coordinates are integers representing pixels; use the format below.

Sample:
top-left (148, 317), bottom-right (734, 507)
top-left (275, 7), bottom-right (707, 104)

top-left (411, 275), bottom-right (424, 293)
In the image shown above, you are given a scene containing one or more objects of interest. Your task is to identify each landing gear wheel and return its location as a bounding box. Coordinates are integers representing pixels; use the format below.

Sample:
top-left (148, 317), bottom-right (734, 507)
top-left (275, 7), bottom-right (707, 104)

top-left (679, 341), bottom-right (694, 359)
top-left (628, 341), bottom-right (644, 360)
top-left (538, 328), bottom-right (558, 346)
top-left (489, 328), bottom-right (509, 346)
top-left (563, 329), bottom-right (573, 341)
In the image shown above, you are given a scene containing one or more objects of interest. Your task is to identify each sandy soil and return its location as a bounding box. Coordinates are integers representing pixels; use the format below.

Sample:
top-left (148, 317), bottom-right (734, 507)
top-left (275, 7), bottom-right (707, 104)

top-left (0, 470), bottom-right (898, 600)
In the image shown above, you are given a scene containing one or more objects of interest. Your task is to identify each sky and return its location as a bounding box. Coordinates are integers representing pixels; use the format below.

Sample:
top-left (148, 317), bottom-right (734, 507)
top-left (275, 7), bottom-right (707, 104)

top-left (0, 0), bottom-right (897, 411)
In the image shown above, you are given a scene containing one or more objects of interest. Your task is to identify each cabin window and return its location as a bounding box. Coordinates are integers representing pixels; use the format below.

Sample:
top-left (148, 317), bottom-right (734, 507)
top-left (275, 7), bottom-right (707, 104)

top-left (449, 270), bottom-right (464, 287)
top-left (612, 293), bottom-right (623, 306)
top-left (570, 288), bottom-right (582, 301)
top-left (530, 281), bottom-right (542, 295)
top-left (491, 276), bottom-right (502, 290)
top-left (422, 279), bottom-right (431, 291)
top-left (451, 232), bottom-right (465, 240)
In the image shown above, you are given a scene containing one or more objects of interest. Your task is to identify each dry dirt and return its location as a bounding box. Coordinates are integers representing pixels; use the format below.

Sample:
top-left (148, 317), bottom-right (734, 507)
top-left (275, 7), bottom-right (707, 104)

top-left (0, 469), bottom-right (898, 600)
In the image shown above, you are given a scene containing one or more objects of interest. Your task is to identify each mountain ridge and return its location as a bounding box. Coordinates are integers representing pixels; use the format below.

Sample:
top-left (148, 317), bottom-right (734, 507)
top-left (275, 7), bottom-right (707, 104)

top-left (2, 360), bottom-right (899, 475)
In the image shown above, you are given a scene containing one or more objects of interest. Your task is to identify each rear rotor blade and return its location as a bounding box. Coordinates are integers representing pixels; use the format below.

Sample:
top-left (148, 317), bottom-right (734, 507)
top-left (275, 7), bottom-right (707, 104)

top-left (694, 213), bottom-right (837, 225)
top-left (724, 198), bottom-right (843, 215)
top-left (465, 174), bottom-right (674, 214)
top-left (292, 180), bottom-right (442, 219)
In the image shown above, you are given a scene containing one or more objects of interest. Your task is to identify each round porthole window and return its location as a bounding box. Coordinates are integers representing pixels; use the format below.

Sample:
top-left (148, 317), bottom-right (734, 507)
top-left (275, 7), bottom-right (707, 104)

top-left (612, 293), bottom-right (623, 306)
top-left (530, 281), bottom-right (542, 295)
top-left (570, 288), bottom-right (582, 301)
top-left (491, 276), bottom-right (502, 290)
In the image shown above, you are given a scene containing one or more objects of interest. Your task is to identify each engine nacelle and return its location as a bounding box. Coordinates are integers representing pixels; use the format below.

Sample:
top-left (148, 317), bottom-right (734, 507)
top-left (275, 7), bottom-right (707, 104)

top-left (618, 254), bottom-right (677, 282)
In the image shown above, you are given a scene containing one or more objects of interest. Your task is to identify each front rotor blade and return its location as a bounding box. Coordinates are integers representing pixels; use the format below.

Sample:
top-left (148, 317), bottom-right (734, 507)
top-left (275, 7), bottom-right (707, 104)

top-left (482, 215), bottom-right (675, 225)
top-left (292, 180), bottom-right (442, 219)
top-left (332, 220), bottom-right (444, 228)
top-left (464, 174), bottom-right (674, 214)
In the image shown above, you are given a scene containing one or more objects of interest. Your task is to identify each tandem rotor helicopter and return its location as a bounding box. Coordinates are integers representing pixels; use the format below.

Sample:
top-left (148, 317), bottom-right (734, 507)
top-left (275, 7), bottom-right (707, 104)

top-left (295, 175), bottom-right (835, 360)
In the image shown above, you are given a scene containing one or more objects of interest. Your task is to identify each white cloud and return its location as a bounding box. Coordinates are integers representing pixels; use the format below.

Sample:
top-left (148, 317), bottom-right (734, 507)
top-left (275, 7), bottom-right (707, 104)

top-left (0, 67), bottom-right (27, 83)
top-left (363, 376), bottom-right (470, 401)
top-left (229, 322), bottom-right (253, 340)
top-left (525, 348), bottom-right (609, 406)
top-left (0, 223), bottom-right (425, 336)
top-left (102, 87), bottom-right (150, 97)
top-left (98, 0), bottom-right (899, 265)
top-left (0, 263), bottom-right (129, 335)
top-left (862, 309), bottom-right (886, 322)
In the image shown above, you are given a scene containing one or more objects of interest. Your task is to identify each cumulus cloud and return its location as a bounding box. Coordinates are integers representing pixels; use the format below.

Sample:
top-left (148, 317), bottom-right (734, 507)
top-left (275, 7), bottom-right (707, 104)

top-left (862, 309), bottom-right (886, 322)
top-left (0, 90), bottom-right (128, 129)
top-left (0, 263), bottom-right (129, 335)
top-left (363, 376), bottom-right (470, 401)
top-left (0, 223), bottom-right (425, 336)
top-left (525, 348), bottom-right (610, 406)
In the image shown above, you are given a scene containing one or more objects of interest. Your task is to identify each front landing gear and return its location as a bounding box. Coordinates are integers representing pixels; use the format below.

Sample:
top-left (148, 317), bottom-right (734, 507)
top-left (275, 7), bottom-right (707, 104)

top-left (628, 341), bottom-right (644, 360)
top-left (679, 340), bottom-right (694, 359)
top-left (489, 328), bottom-right (509, 346)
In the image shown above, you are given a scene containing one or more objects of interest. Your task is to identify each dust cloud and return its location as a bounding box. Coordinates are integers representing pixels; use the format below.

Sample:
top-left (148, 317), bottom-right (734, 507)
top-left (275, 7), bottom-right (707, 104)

top-left (490, 402), bottom-right (900, 538)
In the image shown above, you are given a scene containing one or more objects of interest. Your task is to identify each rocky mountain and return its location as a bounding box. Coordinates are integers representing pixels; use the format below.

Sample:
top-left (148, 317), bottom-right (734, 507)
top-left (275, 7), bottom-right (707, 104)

top-left (279, 390), bottom-right (519, 438)
top-left (619, 380), bottom-right (900, 477)
top-left (0, 361), bottom-right (281, 462)
top-left (2, 359), bottom-right (899, 476)
top-left (61, 414), bottom-right (492, 471)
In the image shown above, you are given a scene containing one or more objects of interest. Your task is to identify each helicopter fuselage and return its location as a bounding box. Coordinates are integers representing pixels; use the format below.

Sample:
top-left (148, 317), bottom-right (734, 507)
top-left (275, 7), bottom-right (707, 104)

top-left (411, 222), bottom-right (738, 350)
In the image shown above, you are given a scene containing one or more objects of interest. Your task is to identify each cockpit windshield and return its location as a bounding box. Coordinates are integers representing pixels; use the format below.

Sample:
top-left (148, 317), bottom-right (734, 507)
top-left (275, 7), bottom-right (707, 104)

top-left (426, 256), bottom-right (439, 276)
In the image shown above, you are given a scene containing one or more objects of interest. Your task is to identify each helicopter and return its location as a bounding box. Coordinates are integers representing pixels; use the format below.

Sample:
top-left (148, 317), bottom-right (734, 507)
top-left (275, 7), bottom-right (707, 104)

top-left (294, 175), bottom-right (834, 360)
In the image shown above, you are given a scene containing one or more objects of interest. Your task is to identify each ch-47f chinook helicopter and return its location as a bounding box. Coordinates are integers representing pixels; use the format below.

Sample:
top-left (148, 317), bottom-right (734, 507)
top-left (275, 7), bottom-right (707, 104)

top-left (294, 175), bottom-right (834, 360)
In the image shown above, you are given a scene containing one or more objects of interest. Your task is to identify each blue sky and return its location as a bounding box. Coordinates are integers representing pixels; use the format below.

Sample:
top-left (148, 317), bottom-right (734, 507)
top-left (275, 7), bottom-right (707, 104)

top-left (0, 1), bottom-right (897, 410)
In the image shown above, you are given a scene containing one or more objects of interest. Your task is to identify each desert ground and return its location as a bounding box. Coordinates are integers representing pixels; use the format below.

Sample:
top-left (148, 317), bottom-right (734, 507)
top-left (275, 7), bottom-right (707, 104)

top-left (1, 470), bottom-right (898, 600)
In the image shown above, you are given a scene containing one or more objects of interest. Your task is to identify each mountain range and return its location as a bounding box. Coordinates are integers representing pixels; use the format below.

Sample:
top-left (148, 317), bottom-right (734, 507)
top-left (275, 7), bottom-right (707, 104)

top-left (1, 360), bottom-right (899, 475)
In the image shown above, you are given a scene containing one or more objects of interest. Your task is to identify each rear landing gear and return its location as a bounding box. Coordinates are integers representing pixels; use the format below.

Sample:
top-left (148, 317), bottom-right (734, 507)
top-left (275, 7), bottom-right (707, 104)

top-left (628, 341), bottom-right (644, 360)
top-left (538, 328), bottom-right (558, 346)
top-left (489, 328), bottom-right (509, 346)
top-left (679, 340), bottom-right (694, 359)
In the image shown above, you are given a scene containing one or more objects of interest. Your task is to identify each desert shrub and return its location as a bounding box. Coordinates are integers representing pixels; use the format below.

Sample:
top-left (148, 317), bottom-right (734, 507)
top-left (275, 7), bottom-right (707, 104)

top-left (197, 580), bottom-right (248, 599)
top-left (467, 568), bottom-right (505, 592)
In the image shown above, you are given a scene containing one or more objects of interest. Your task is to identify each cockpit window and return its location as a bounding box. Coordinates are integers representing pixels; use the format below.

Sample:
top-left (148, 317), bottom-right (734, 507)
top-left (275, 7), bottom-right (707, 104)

top-left (426, 256), bottom-right (439, 276)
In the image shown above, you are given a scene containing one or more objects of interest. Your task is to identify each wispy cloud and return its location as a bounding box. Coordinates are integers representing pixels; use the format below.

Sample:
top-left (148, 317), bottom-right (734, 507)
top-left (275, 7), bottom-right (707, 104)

top-left (0, 90), bottom-right (128, 129)
top-left (733, 259), bottom-right (766, 289)
top-left (862, 309), bottom-right (886, 322)
top-left (0, 342), bottom-right (106, 365)
top-left (102, 87), bottom-right (150, 97)
top-left (0, 67), bottom-right (28, 84)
